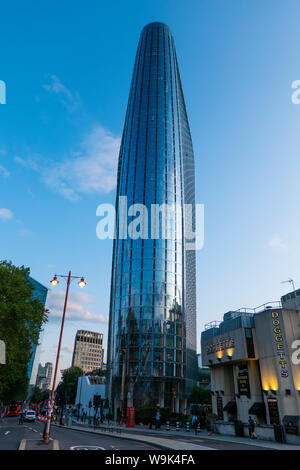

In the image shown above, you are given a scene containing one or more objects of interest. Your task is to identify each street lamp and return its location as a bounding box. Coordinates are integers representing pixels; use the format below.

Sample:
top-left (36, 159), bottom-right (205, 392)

top-left (43, 271), bottom-right (86, 444)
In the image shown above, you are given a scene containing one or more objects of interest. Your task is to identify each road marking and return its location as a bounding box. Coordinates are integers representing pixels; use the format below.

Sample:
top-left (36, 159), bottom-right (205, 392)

top-left (4, 431), bottom-right (10, 435)
top-left (70, 445), bottom-right (105, 450)
top-left (19, 439), bottom-right (26, 451)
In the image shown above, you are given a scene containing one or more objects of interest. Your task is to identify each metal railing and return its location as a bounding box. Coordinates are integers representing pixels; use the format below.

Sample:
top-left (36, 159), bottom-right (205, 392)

top-left (204, 301), bottom-right (282, 331)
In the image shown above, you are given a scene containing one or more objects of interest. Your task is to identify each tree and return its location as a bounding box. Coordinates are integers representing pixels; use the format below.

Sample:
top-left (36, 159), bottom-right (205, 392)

top-left (188, 386), bottom-right (212, 406)
top-left (0, 261), bottom-right (48, 403)
top-left (55, 367), bottom-right (84, 405)
top-left (30, 386), bottom-right (44, 403)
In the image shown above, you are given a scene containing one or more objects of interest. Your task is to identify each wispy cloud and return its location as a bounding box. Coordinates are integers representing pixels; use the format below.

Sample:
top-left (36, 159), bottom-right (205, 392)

top-left (268, 234), bottom-right (288, 253)
top-left (14, 155), bottom-right (40, 171)
top-left (14, 124), bottom-right (120, 201)
top-left (43, 125), bottom-right (120, 201)
top-left (0, 208), bottom-right (13, 221)
top-left (0, 165), bottom-right (9, 178)
top-left (47, 290), bottom-right (108, 324)
top-left (61, 346), bottom-right (74, 354)
top-left (43, 75), bottom-right (80, 112)
top-left (19, 228), bottom-right (34, 237)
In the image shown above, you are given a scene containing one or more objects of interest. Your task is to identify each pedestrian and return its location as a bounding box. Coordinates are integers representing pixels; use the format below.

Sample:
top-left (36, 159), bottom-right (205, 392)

top-left (248, 416), bottom-right (257, 439)
top-left (191, 414), bottom-right (199, 435)
top-left (19, 412), bottom-right (24, 424)
top-left (206, 415), bottom-right (213, 435)
top-left (155, 411), bottom-right (161, 430)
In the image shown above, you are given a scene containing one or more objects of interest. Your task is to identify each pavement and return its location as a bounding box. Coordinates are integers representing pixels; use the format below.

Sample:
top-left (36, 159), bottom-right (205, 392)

top-left (19, 438), bottom-right (60, 450)
top-left (69, 419), bottom-right (300, 451)
top-left (55, 422), bottom-right (214, 450)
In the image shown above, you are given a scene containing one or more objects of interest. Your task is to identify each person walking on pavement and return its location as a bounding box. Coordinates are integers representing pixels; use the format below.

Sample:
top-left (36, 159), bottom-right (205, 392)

top-left (192, 414), bottom-right (199, 435)
top-left (248, 416), bottom-right (257, 439)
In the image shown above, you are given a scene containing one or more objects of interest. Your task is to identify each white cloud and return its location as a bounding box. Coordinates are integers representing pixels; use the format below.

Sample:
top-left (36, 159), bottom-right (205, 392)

top-left (62, 346), bottom-right (74, 354)
top-left (14, 125), bottom-right (120, 201)
top-left (43, 125), bottom-right (120, 201)
top-left (0, 165), bottom-right (9, 178)
top-left (46, 289), bottom-right (108, 324)
top-left (0, 208), bottom-right (13, 220)
top-left (43, 75), bottom-right (80, 112)
top-left (268, 235), bottom-right (288, 253)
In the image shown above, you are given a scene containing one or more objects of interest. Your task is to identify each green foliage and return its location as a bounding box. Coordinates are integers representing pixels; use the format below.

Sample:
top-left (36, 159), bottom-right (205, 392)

top-left (55, 366), bottom-right (84, 404)
top-left (0, 260), bottom-right (48, 403)
top-left (30, 386), bottom-right (44, 403)
top-left (188, 386), bottom-right (212, 406)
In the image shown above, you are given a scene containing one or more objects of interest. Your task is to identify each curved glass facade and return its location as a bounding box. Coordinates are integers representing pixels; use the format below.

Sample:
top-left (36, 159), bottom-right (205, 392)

top-left (107, 22), bottom-right (197, 411)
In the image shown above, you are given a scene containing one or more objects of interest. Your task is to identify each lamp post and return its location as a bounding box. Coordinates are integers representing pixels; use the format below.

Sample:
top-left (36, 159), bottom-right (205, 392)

top-left (43, 271), bottom-right (86, 444)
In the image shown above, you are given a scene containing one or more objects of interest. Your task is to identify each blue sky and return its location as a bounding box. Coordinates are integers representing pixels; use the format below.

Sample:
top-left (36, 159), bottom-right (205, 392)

top-left (1, 0), bottom-right (300, 378)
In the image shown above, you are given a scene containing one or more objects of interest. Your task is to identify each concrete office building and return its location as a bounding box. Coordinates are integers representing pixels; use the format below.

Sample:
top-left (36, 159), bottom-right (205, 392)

top-left (72, 330), bottom-right (104, 374)
top-left (201, 301), bottom-right (300, 444)
top-left (281, 288), bottom-right (300, 311)
top-left (36, 362), bottom-right (53, 391)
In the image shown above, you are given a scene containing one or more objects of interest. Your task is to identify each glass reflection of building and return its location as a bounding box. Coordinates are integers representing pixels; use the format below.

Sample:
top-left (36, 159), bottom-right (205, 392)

top-left (27, 276), bottom-right (48, 398)
top-left (107, 22), bottom-right (197, 413)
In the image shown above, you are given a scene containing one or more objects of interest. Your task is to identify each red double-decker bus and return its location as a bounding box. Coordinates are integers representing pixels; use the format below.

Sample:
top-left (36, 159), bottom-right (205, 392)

top-left (7, 401), bottom-right (22, 417)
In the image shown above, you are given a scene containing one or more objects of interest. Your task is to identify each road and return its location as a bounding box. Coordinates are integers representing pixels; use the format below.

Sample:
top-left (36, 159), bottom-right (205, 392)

top-left (0, 417), bottom-right (277, 450)
top-left (0, 417), bottom-right (161, 450)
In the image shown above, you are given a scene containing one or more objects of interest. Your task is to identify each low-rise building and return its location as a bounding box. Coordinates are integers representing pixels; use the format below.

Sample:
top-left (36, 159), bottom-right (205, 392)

top-left (75, 375), bottom-right (106, 417)
top-left (201, 301), bottom-right (300, 444)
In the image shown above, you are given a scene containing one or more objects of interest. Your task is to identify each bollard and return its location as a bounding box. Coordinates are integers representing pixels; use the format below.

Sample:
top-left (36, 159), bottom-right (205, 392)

top-left (197, 422), bottom-right (201, 433)
top-left (176, 421), bottom-right (180, 431)
top-left (166, 421), bottom-right (170, 431)
top-left (186, 421), bottom-right (190, 432)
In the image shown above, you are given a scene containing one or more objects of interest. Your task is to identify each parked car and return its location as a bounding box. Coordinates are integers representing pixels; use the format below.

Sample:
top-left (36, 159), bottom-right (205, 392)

top-left (24, 410), bottom-right (36, 422)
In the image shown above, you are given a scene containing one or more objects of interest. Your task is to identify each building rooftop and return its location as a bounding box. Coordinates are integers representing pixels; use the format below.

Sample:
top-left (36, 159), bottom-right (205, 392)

top-left (202, 301), bottom-right (282, 341)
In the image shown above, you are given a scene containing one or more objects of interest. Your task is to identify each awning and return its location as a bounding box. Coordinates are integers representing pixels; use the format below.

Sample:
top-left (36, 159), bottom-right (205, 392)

top-left (248, 402), bottom-right (266, 415)
top-left (223, 401), bottom-right (237, 412)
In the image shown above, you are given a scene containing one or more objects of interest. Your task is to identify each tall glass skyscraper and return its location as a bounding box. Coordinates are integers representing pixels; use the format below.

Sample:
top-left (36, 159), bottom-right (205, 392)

top-left (107, 22), bottom-right (197, 413)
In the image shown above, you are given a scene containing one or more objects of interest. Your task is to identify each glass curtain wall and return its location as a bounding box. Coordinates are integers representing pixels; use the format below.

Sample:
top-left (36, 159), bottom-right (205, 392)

top-left (107, 22), bottom-right (197, 412)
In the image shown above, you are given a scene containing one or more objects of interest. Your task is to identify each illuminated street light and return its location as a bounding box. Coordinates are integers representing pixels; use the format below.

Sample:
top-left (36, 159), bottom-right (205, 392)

top-left (78, 277), bottom-right (86, 288)
top-left (44, 270), bottom-right (86, 444)
top-left (50, 275), bottom-right (59, 287)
